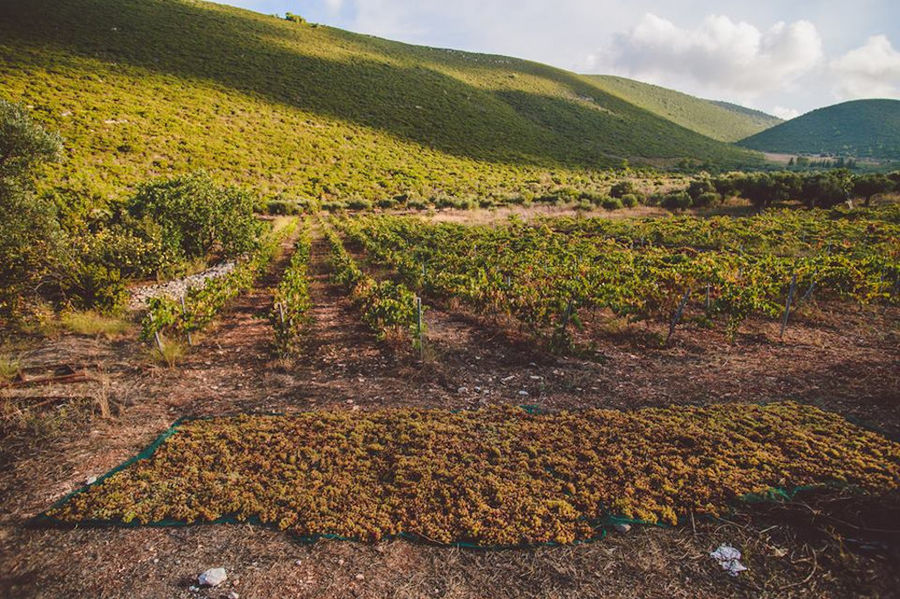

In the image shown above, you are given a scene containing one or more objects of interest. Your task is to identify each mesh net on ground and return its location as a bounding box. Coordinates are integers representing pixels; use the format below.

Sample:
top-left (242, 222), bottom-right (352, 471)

top-left (39, 402), bottom-right (900, 547)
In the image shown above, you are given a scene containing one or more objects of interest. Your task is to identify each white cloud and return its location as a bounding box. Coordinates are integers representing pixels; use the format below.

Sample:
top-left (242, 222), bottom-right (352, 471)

top-left (830, 35), bottom-right (900, 99)
top-left (600, 14), bottom-right (823, 100)
top-left (771, 105), bottom-right (801, 120)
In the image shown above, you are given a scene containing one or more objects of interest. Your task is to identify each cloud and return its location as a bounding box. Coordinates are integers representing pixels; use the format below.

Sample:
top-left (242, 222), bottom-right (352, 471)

top-left (771, 106), bottom-right (801, 120)
top-left (601, 14), bottom-right (823, 100)
top-left (830, 35), bottom-right (900, 99)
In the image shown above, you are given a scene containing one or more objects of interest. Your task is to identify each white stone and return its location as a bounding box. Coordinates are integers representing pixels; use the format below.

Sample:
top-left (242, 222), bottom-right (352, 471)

top-left (228, 592), bottom-right (240, 599)
top-left (198, 567), bottom-right (227, 587)
top-left (613, 523), bottom-right (631, 534)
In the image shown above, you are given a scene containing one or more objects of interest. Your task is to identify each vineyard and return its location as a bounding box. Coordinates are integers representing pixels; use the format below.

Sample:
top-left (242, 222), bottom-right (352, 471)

top-left (339, 206), bottom-right (899, 345)
top-left (4, 203), bottom-right (900, 597)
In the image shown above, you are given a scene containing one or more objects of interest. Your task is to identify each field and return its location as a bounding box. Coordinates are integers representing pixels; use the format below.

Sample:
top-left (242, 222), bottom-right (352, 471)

top-left (1, 1), bottom-right (900, 596)
top-left (2, 203), bottom-right (899, 598)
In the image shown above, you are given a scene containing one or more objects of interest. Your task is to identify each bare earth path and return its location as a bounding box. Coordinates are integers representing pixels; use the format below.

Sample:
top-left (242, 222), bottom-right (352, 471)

top-left (1, 228), bottom-right (899, 598)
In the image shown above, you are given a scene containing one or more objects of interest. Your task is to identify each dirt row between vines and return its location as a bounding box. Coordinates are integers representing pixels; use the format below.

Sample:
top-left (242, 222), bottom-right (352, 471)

top-left (0, 226), bottom-right (898, 598)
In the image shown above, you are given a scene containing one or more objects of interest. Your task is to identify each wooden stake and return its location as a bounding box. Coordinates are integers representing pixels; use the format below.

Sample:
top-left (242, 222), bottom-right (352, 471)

top-left (666, 288), bottom-right (692, 344)
top-left (780, 272), bottom-right (798, 339)
top-left (415, 296), bottom-right (424, 362)
top-left (180, 295), bottom-right (192, 346)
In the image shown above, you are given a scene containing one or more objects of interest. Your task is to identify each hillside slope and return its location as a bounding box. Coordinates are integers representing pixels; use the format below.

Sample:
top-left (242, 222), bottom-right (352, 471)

top-left (738, 99), bottom-right (900, 160)
top-left (584, 75), bottom-right (781, 142)
top-left (0, 0), bottom-right (760, 202)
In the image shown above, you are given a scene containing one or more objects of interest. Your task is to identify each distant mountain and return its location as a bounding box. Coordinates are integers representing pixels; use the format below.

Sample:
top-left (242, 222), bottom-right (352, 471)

top-left (738, 99), bottom-right (900, 160)
top-left (0, 0), bottom-right (760, 203)
top-left (584, 75), bottom-right (782, 142)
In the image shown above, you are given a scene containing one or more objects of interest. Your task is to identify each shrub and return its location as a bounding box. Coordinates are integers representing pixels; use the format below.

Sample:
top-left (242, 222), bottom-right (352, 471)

top-left (376, 197), bottom-right (398, 209)
top-left (0, 100), bottom-right (63, 318)
top-left (601, 196), bottom-right (623, 210)
top-left (57, 262), bottom-right (128, 313)
top-left (267, 199), bottom-right (303, 215)
top-left (686, 178), bottom-right (715, 200)
top-left (347, 198), bottom-right (374, 210)
top-left (609, 180), bottom-right (636, 198)
top-left (321, 200), bottom-right (348, 212)
top-left (661, 191), bottom-right (693, 211)
top-left (620, 193), bottom-right (639, 208)
top-left (580, 190), bottom-right (605, 206)
top-left (126, 172), bottom-right (262, 261)
top-left (407, 198), bottom-right (428, 210)
top-left (694, 192), bottom-right (722, 207)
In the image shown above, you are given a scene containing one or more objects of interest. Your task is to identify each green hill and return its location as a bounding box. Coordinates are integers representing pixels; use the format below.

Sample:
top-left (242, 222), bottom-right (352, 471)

top-left (738, 99), bottom-right (900, 160)
top-left (584, 75), bottom-right (781, 142)
top-left (0, 0), bottom-right (760, 202)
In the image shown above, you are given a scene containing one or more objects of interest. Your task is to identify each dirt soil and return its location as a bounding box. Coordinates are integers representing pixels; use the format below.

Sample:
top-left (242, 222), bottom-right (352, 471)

top-left (1, 227), bottom-right (898, 599)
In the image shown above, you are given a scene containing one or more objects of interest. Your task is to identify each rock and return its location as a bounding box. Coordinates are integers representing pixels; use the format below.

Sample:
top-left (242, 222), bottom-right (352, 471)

top-left (355, 573), bottom-right (365, 581)
top-left (85, 476), bottom-right (97, 485)
top-left (294, 559), bottom-right (302, 566)
top-left (613, 523), bottom-right (631, 534)
top-left (228, 592), bottom-right (240, 599)
top-left (198, 567), bottom-right (227, 587)
top-left (456, 387), bottom-right (468, 394)
top-left (518, 390), bottom-right (529, 396)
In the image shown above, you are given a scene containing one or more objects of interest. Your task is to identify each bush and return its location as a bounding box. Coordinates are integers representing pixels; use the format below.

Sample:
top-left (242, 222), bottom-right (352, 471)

top-left (601, 196), bottom-right (623, 210)
top-left (620, 193), bottom-right (639, 208)
top-left (126, 172), bottom-right (262, 261)
top-left (347, 198), bottom-right (374, 210)
top-left (661, 191), bottom-right (693, 211)
top-left (407, 198), bottom-right (428, 210)
top-left (376, 197), bottom-right (398, 209)
top-left (322, 200), bottom-right (348, 212)
top-left (609, 181), bottom-right (636, 198)
top-left (694, 192), bottom-right (721, 207)
top-left (686, 178), bottom-right (715, 200)
top-left (57, 261), bottom-right (128, 312)
top-left (266, 199), bottom-right (303, 215)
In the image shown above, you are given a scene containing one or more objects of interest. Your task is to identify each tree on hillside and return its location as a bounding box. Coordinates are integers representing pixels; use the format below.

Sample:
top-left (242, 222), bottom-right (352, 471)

top-left (0, 99), bottom-right (63, 318)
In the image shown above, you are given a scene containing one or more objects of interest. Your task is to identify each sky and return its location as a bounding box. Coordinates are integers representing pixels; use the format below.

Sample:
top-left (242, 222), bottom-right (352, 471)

top-left (226, 0), bottom-right (900, 119)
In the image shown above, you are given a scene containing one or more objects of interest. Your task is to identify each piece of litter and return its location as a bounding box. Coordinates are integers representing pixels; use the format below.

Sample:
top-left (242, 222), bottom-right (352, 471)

top-left (710, 544), bottom-right (748, 576)
top-left (198, 567), bottom-right (227, 587)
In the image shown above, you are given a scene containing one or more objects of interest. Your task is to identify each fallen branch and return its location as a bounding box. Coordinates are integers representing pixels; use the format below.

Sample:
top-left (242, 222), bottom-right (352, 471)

top-left (0, 371), bottom-right (94, 389)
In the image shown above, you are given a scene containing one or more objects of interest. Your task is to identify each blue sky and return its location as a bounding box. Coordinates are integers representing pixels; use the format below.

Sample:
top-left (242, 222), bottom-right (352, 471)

top-left (224, 0), bottom-right (899, 118)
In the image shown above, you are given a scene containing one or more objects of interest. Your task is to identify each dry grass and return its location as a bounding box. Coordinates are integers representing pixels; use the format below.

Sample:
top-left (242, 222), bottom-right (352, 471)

top-left (59, 310), bottom-right (132, 339)
top-left (146, 336), bottom-right (185, 368)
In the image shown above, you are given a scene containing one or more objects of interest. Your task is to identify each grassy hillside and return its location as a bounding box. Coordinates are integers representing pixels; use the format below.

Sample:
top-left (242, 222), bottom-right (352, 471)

top-left (0, 0), bottom-right (760, 203)
top-left (584, 75), bottom-right (781, 142)
top-left (739, 99), bottom-right (900, 160)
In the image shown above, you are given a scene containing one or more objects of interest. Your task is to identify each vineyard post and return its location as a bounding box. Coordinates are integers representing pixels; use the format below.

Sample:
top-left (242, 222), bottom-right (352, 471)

top-left (180, 295), bottom-right (192, 346)
top-left (705, 283), bottom-right (711, 313)
top-left (278, 301), bottom-right (285, 326)
top-left (416, 295), bottom-right (424, 362)
top-left (666, 288), bottom-right (692, 344)
top-left (800, 280), bottom-right (816, 303)
top-left (780, 272), bottom-right (798, 339)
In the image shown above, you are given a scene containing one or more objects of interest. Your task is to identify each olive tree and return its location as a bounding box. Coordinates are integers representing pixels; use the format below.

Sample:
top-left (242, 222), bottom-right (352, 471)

top-left (0, 99), bottom-right (63, 317)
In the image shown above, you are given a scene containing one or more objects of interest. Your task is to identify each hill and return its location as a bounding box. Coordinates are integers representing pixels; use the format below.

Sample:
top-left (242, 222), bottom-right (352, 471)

top-left (0, 0), bottom-right (760, 203)
top-left (738, 99), bottom-right (900, 160)
top-left (584, 75), bottom-right (781, 142)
